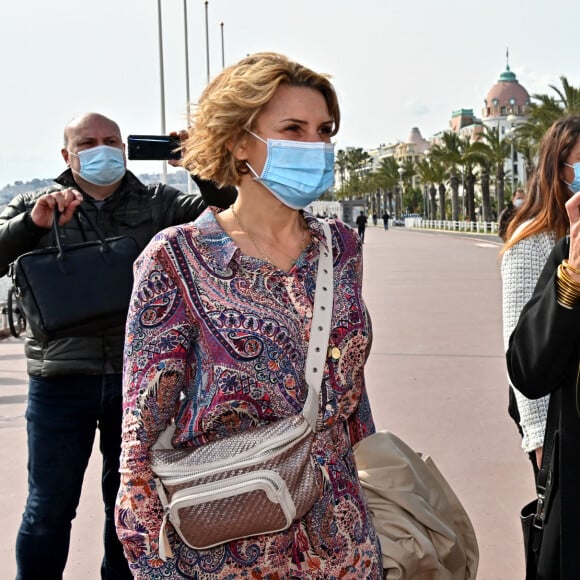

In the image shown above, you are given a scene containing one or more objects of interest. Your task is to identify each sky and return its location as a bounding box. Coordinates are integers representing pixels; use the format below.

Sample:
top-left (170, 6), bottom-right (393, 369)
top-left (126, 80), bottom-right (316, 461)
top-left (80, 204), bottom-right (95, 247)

top-left (2, 0), bottom-right (578, 188)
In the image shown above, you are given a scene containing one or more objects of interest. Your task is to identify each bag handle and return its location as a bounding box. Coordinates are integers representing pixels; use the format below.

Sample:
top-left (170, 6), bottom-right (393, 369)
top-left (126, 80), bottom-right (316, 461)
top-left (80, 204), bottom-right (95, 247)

top-left (51, 205), bottom-right (116, 274)
top-left (302, 219), bottom-right (334, 430)
top-left (52, 205), bottom-right (113, 260)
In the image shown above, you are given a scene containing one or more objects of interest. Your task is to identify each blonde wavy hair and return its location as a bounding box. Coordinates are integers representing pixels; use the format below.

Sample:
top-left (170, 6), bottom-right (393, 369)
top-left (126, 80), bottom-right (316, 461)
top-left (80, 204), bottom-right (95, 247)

top-left (181, 52), bottom-right (340, 187)
top-left (502, 115), bottom-right (580, 253)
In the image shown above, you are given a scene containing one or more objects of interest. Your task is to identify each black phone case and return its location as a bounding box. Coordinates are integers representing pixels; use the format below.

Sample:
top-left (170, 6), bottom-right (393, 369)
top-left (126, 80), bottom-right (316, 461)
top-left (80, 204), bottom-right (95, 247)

top-left (127, 135), bottom-right (182, 160)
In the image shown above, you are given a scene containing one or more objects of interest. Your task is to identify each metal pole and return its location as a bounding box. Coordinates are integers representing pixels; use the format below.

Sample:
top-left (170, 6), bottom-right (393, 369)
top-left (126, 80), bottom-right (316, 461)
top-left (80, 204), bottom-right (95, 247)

top-left (511, 140), bottom-right (515, 192)
top-left (204, 1), bottom-right (210, 83)
top-left (183, 0), bottom-right (193, 194)
top-left (183, 1), bottom-right (191, 114)
top-left (507, 114), bottom-right (517, 194)
top-left (157, 0), bottom-right (167, 184)
top-left (220, 21), bottom-right (225, 68)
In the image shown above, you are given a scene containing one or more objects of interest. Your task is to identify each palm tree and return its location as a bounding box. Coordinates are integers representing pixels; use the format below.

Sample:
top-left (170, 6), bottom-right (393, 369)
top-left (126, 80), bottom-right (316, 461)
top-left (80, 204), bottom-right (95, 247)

top-left (430, 132), bottom-right (463, 221)
top-left (429, 160), bottom-right (448, 220)
top-left (344, 148), bottom-right (371, 200)
top-left (335, 149), bottom-right (348, 189)
top-left (398, 159), bottom-right (417, 215)
top-left (373, 157), bottom-right (400, 217)
top-left (472, 125), bottom-right (511, 215)
top-left (415, 158), bottom-right (445, 219)
top-left (517, 75), bottom-right (580, 153)
top-left (469, 139), bottom-right (494, 222)
top-left (460, 138), bottom-right (485, 222)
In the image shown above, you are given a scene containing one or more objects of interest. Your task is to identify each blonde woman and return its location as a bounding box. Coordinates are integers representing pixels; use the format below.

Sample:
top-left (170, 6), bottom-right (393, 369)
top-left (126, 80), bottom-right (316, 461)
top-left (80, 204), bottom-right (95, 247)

top-left (115, 53), bottom-right (382, 578)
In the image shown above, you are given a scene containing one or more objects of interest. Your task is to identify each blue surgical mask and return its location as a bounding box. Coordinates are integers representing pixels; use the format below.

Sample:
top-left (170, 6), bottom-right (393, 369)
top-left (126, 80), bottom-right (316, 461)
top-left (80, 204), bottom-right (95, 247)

top-left (563, 162), bottom-right (580, 194)
top-left (70, 145), bottom-right (126, 186)
top-left (245, 131), bottom-right (335, 210)
top-left (513, 198), bottom-right (524, 208)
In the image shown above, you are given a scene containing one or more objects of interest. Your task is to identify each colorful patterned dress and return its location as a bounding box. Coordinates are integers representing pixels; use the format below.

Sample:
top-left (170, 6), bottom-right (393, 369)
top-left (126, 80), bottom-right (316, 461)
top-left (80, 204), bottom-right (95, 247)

top-left (115, 208), bottom-right (382, 579)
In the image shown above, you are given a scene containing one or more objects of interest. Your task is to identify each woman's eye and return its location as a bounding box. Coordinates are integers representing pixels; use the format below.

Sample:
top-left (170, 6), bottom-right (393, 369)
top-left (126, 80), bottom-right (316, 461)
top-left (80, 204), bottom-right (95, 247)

top-left (319, 126), bottom-right (333, 135)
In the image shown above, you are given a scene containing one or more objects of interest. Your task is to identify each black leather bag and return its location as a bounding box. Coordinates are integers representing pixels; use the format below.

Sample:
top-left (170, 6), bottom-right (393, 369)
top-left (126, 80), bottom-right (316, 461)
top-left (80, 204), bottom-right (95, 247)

top-left (12, 205), bottom-right (140, 342)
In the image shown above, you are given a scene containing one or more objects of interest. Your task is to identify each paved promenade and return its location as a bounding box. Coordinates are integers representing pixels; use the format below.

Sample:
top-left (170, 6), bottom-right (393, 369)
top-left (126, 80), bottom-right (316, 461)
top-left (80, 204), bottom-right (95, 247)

top-left (0, 225), bottom-right (533, 578)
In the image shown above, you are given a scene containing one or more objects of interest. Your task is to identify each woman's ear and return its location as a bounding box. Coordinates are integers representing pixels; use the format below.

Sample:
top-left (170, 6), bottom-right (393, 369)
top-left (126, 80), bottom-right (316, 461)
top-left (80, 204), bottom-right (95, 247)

top-left (229, 132), bottom-right (249, 161)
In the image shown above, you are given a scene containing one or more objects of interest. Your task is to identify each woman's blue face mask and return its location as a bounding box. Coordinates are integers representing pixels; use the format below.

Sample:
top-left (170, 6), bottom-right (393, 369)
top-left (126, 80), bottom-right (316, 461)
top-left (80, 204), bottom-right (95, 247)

top-left (563, 162), bottom-right (580, 194)
top-left (245, 131), bottom-right (335, 210)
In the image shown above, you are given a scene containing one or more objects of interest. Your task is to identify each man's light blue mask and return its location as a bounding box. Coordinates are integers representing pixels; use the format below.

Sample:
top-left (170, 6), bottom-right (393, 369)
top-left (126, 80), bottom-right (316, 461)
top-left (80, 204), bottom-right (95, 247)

top-left (245, 131), bottom-right (335, 210)
top-left (70, 145), bottom-right (126, 186)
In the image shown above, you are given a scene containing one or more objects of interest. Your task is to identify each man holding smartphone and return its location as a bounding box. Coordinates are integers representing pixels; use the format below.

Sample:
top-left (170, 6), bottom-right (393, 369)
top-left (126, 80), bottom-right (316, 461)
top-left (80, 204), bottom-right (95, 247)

top-left (0, 112), bottom-right (233, 579)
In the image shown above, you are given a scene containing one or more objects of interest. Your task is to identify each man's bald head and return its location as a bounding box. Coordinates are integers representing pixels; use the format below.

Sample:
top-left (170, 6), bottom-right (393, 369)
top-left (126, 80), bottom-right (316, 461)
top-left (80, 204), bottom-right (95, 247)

top-left (61, 112), bottom-right (126, 196)
top-left (63, 113), bottom-right (122, 148)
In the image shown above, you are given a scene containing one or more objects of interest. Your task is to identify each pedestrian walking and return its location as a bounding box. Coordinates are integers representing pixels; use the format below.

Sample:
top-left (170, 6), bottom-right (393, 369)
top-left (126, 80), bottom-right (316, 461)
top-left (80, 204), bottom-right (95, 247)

top-left (382, 211), bottom-right (390, 230)
top-left (356, 210), bottom-right (368, 243)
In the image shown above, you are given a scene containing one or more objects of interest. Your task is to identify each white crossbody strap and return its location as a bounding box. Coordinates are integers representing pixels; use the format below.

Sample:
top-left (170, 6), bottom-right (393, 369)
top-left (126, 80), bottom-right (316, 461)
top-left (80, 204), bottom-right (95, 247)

top-left (302, 219), bottom-right (334, 430)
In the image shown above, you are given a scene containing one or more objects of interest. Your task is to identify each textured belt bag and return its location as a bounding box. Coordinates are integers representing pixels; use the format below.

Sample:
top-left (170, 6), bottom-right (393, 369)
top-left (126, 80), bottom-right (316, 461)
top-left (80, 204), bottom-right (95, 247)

top-left (151, 415), bottom-right (321, 557)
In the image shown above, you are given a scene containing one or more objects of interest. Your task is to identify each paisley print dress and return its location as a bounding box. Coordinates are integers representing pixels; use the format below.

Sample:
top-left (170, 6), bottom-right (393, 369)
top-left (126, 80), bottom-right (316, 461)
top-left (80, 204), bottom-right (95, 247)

top-left (115, 208), bottom-right (382, 579)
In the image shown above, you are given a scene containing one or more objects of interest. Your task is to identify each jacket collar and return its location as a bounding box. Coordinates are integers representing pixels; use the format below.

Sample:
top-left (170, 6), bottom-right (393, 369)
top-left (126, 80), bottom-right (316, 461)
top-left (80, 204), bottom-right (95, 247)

top-left (54, 168), bottom-right (147, 200)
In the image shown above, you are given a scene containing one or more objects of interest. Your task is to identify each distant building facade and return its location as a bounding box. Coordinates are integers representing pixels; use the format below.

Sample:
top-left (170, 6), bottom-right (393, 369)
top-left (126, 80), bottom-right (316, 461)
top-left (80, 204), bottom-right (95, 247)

top-left (343, 54), bottom-right (531, 219)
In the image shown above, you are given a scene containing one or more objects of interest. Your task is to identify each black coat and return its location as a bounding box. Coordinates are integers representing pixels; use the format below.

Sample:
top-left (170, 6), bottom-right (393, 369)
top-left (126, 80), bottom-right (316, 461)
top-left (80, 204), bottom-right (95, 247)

top-left (507, 236), bottom-right (580, 579)
top-left (0, 170), bottom-right (211, 377)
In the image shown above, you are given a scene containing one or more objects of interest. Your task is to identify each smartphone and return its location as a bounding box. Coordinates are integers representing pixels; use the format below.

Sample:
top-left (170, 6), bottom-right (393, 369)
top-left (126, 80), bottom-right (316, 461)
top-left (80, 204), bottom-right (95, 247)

top-left (127, 135), bottom-right (182, 161)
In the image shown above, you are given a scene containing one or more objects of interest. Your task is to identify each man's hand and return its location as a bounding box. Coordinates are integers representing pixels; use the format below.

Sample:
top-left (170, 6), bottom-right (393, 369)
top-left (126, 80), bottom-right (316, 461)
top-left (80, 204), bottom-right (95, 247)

top-left (30, 189), bottom-right (83, 229)
top-left (168, 130), bottom-right (188, 168)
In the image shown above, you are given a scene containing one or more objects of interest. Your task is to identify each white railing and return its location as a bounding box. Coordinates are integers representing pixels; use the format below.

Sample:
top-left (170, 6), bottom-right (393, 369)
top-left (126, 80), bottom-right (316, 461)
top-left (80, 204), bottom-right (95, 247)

top-left (404, 218), bottom-right (499, 235)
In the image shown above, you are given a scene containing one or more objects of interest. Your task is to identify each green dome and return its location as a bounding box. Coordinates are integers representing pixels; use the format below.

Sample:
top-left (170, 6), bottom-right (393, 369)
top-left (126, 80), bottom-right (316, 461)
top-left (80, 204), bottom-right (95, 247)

top-left (499, 65), bottom-right (517, 83)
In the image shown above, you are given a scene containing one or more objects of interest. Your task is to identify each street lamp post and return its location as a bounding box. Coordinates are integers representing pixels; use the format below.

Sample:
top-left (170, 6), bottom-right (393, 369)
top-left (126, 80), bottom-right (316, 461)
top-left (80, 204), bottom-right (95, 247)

top-left (183, 0), bottom-right (194, 194)
top-left (507, 114), bottom-right (517, 193)
top-left (156, 0), bottom-right (168, 184)
top-left (397, 165), bottom-right (404, 220)
top-left (220, 22), bottom-right (225, 68)
top-left (204, 0), bottom-right (210, 83)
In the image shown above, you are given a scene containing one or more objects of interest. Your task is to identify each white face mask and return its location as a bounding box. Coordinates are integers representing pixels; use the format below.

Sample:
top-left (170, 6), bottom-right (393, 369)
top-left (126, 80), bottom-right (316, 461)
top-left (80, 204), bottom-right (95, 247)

top-left (513, 198), bottom-right (524, 208)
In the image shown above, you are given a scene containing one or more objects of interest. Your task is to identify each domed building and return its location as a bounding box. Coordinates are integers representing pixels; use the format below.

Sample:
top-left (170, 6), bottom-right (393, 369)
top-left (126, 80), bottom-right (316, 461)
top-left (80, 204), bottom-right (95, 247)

top-left (395, 127), bottom-right (430, 165)
top-left (481, 56), bottom-right (531, 190)
top-left (482, 63), bottom-right (530, 121)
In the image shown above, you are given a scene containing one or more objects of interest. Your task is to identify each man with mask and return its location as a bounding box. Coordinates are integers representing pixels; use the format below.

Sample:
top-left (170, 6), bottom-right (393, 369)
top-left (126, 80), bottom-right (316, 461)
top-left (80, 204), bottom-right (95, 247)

top-left (0, 112), bottom-right (234, 579)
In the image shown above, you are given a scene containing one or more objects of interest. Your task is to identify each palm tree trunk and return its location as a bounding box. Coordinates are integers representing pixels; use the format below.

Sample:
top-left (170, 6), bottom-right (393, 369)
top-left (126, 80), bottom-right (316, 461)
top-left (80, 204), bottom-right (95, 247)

top-left (429, 184), bottom-right (437, 220)
top-left (496, 166), bottom-right (506, 214)
top-left (481, 172), bottom-right (491, 223)
top-left (450, 174), bottom-right (459, 221)
top-left (387, 191), bottom-right (393, 217)
top-left (466, 173), bottom-right (476, 222)
top-left (438, 183), bottom-right (446, 220)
